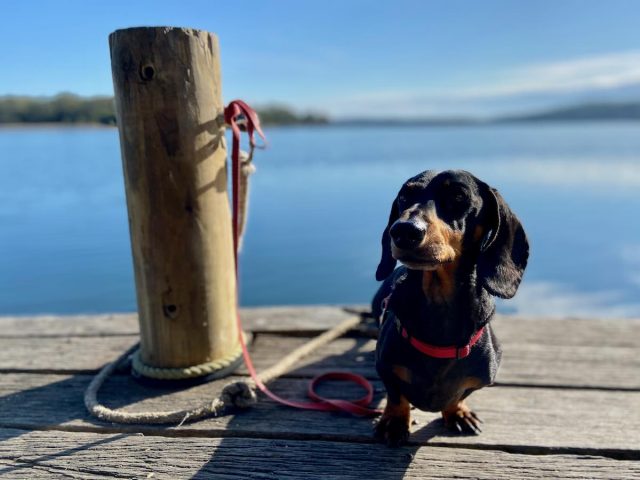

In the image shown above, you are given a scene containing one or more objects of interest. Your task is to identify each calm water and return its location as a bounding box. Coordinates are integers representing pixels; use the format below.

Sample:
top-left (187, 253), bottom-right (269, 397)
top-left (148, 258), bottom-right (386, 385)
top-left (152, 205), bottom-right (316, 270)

top-left (1, 123), bottom-right (639, 317)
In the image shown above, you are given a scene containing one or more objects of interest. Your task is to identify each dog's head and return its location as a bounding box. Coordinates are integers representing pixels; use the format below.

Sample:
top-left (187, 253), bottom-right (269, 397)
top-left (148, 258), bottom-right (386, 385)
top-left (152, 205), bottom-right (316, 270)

top-left (376, 170), bottom-right (529, 299)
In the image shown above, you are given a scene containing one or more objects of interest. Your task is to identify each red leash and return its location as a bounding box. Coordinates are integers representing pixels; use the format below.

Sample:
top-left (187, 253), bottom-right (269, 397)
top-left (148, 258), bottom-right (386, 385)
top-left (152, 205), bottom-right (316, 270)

top-left (224, 100), bottom-right (381, 416)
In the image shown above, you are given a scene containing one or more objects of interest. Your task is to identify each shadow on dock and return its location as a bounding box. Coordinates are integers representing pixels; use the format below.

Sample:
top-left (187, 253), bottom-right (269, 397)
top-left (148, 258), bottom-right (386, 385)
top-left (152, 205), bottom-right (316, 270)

top-left (188, 334), bottom-right (440, 480)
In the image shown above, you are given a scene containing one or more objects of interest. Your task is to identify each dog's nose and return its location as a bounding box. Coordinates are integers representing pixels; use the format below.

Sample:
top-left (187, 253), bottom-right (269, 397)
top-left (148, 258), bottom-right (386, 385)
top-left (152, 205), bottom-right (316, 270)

top-left (390, 221), bottom-right (426, 250)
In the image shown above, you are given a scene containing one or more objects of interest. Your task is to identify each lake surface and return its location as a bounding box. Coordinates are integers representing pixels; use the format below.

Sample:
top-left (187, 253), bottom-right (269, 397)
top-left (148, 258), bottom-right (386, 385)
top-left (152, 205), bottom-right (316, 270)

top-left (1, 123), bottom-right (639, 317)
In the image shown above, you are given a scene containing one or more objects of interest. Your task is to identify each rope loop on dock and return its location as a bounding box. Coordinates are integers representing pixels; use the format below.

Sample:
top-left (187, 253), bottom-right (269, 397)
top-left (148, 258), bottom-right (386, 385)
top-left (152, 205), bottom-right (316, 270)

top-left (84, 314), bottom-right (365, 425)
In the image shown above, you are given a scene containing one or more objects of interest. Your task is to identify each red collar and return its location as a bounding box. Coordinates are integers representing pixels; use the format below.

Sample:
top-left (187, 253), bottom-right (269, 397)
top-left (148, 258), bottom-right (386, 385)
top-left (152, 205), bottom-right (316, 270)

top-left (398, 320), bottom-right (485, 359)
top-left (381, 295), bottom-right (485, 360)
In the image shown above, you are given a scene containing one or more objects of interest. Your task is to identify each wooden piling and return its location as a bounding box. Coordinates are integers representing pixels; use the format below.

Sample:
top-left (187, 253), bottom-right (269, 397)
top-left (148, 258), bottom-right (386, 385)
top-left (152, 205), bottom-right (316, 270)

top-left (109, 27), bottom-right (239, 372)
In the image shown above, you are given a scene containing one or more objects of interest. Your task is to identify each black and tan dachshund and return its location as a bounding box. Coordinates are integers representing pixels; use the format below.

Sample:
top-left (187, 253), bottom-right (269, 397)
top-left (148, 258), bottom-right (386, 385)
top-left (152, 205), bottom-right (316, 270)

top-left (372, 169), bottom-right (529, 446)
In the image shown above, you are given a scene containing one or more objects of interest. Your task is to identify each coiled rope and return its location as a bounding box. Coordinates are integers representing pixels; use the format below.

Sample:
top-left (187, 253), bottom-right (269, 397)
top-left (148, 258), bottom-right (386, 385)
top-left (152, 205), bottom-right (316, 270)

top-left (84, 314), bottom-right (363, 425)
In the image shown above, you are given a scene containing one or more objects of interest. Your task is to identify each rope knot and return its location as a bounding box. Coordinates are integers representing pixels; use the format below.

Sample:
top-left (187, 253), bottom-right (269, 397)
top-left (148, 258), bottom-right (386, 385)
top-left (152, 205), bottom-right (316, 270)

top-left (240, 150), bottom-right (256, 177)
top-left (221, 381), bottom-right (258, 409)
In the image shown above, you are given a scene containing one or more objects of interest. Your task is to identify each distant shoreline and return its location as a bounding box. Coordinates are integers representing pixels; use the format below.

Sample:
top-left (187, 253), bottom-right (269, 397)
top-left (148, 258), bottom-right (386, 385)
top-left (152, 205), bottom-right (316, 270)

top-left (3, 94), bottom-right (640, 127)
top-left (0, 122), bottom-right (116, 129)
top-left (2, 119), bottom-right (640, 130)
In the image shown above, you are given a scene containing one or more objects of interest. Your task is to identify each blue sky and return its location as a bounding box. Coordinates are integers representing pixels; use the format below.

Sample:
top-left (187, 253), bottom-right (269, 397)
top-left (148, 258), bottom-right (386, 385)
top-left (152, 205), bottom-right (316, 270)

top-left (1, 0), bottom-right (639, 117)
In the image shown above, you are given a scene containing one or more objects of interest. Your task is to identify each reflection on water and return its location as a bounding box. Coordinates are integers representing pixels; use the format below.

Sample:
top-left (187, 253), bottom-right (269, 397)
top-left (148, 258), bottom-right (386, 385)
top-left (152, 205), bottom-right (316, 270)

top-left (1, 123), bottom-right (639, 317)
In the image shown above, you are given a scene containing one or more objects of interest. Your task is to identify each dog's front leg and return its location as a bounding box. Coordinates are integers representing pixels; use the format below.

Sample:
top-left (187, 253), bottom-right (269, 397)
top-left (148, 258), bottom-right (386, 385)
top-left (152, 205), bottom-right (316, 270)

top-left (374, 393), bottom-right (411, 447)
top-left (441, 399), bottom-right (482, 435)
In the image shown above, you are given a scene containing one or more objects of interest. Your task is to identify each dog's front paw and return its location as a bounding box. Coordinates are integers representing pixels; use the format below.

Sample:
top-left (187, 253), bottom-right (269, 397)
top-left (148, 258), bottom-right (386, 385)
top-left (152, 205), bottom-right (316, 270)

top-left (374, 414), bottom-right (410, 447)
top-left (374, 395), bottom-right (411, 446)
top-left (441, 401), bottom-right (482, 435)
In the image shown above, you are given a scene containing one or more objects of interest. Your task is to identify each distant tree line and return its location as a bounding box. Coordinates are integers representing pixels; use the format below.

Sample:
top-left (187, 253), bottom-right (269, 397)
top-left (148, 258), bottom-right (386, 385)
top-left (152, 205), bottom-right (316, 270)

top-left (501, 102), bottom-right (640, 122)
top-left (0, 94), bottom-right (117, 125)
top-left (0, 94), bottom-right (329, 126)
top-left (254, 105), bottom-right (328, 125)
top-left (3, 94), bottom-right (637, 126)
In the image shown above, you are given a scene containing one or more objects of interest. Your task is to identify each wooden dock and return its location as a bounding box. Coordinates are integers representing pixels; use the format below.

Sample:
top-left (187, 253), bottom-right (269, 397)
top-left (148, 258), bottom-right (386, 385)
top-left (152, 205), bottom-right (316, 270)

top-left (0, 306), bottom-right (638, 479)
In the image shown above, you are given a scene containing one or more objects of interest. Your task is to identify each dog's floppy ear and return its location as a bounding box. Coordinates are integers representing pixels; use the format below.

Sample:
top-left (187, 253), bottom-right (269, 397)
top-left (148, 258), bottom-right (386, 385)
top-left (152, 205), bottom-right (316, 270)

top-left (375, 197), bottom-right (400, 281)
top-left (477, 184), bottom-right (529, 299)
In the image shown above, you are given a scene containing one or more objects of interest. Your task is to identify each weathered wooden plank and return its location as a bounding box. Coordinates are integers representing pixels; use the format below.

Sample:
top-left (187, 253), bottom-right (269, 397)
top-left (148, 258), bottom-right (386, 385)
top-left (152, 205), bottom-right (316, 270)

top-left (0, 306), bottom-right (362, 337)
top-left (0, 373), bottom-right (638, 456)
top-left (0, 335), bottom-right (139, 373)
top-left (1, 332), bottom-right (637, 390)
top-left (0, 313), bottom-right (139, 337)
top-left (1, 307), bottom-right (639, 349)
top-left (498, 342), bottom-right (639, 388)
top-left (493, 316), bottom-right (640, 348)
top-left (1, 429), bottom-right (636, 480)
top-left (242, 335), bottom-right (640, 389)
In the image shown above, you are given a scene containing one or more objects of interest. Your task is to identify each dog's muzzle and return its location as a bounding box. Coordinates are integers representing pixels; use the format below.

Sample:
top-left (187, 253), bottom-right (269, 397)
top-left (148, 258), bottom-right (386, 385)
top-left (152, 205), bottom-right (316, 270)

top-left (390, 220), bottom-right (426, 250)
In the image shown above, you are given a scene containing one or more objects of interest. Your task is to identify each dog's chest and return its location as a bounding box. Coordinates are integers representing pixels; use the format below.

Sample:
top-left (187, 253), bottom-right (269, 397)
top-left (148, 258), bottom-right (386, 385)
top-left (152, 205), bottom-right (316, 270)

top-left (376, 314), bottom-right (496, 412)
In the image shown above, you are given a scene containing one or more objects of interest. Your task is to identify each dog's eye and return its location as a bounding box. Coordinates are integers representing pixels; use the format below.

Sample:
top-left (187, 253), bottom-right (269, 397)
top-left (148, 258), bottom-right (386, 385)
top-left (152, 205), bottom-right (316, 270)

top-left (447, 188), bottom-right (467, 204)
top-left (396, 194), bottom-right (407, 206)
top-left (440, 188), bottom-right (469, 218)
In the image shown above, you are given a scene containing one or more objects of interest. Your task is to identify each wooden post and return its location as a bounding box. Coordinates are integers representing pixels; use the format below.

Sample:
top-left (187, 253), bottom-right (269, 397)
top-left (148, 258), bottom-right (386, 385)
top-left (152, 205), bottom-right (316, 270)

top-left (109, 27), bottom-right (239, 374)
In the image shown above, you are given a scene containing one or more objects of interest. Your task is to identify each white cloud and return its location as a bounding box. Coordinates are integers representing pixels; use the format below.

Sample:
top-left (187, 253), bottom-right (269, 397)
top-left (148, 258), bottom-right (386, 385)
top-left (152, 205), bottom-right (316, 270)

top-left (621, 244), bottom-right (640, 264)
top-left (326, 51), bottom-right (640, 117)
top-left (454, 51), bottom-right (640, 99)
